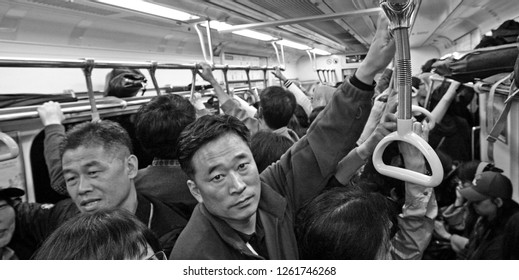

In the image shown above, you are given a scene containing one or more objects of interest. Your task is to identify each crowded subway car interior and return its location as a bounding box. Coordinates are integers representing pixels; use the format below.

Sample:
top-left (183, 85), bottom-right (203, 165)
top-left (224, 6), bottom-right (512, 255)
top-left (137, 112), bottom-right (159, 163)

top-left (0, 0), bottom-right (519, 261)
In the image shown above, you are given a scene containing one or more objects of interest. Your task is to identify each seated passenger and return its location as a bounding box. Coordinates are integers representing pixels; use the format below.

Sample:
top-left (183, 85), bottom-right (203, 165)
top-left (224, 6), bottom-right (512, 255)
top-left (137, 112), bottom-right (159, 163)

top-left (434, 161), bottom-right (503, 251)
top-left (0, 188), bottom-right (24, 260)
top-left (197, 65), bottom-right (299, 142)
top-left (33, 208), bottom-right (165, 260)
top-left (133, 94), bottom-right (198, 210)
top-left (9, 120), bottom-right (188, 258)
top-left (170, 15), bottom-right (396, 260)
top-left (436, 171), bottom-right (519, 259)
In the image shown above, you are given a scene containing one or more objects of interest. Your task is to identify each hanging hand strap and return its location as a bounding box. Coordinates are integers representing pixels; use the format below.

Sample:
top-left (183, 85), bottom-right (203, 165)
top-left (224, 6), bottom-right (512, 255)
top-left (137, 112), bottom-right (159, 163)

top-left (373, 0), bottom-right (443, 187)
top-left (0, 131), bottom-right (19, 161)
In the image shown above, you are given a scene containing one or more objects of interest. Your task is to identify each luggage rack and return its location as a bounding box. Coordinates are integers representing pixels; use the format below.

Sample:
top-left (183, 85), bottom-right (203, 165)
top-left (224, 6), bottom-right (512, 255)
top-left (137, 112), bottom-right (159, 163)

top-left (0, 57), bottom-right (282, 161)
top-left (0, 57), bottom-right (282, 122)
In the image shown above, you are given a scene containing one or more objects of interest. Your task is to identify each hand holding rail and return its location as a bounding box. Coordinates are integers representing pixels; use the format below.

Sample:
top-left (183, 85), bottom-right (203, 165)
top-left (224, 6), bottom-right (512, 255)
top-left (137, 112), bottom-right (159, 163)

top-left (373, 0), bottom-right (443, 187)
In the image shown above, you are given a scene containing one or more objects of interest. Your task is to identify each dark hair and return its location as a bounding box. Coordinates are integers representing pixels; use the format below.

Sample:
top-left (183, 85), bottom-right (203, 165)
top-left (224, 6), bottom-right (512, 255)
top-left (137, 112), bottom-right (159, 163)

top-left (134, 94), bottom-right (196, 159)
top-left (309, 106), bottom-right (325, 125)
top-left (259, 86), bottom-right (296, 129)
top-left (297, 187), bottom-right (394, 259)
top-left (250, 130), bottom-right (294, 173)
top-left (33, 208), bottom-right (161, 260)
top-left (177, 114), bottom-right (250, 178)
top-left (456, 161), bottom-right (502, 183)
top-left (293, 105), bottom-right (309, 128)
top-left (60, 120), bottom-right (133, 158)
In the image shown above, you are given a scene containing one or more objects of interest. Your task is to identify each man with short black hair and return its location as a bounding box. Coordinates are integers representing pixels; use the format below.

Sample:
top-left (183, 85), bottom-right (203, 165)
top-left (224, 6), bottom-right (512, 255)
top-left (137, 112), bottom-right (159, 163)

top-left (170, 15), bottom-right (397, 260)
top-left (133, 94), bottom-right (198, 208)
top-left (197, 64), bottom-right (299, 142)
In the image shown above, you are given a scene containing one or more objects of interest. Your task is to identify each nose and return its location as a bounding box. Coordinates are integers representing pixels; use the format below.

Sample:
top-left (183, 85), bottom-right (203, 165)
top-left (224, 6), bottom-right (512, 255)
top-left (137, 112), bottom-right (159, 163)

top-left (77, 176), bottom-right (93, 194)
top-left (228, 171), bottom-right (246, 195)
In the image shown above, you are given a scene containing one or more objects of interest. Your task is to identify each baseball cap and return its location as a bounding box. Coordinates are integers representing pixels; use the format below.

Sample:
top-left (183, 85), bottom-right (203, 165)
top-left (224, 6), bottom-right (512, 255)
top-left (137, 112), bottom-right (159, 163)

top-left (0, 187), bottom-right (25, 200)
top-left (459, 171), bottom-right (512, 202)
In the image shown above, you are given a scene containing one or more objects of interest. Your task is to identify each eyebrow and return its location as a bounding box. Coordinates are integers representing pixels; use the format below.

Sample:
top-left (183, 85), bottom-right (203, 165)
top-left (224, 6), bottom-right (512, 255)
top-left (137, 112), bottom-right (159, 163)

top-left (207, 153), bottom-right (249, 175)
top-left (63, 160), bottom-right (103, 173)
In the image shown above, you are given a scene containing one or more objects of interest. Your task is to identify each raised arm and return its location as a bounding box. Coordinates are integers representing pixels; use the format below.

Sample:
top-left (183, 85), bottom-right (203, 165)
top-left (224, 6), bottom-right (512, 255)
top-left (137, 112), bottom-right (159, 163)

top-left (272, 68), bottom-right (312, 117)
top-left (198, 62), bottom-right (263, 135)
top-left (37, 101), bottom-right (68, 196)
top-left (261, 15), bottom-right (396, 213)
top-left (430, 79), bottom-right (460, 123)
top-left (391, 122), bottom-right (437, 259)
top-left (335, 106), bottom-right (397, 185)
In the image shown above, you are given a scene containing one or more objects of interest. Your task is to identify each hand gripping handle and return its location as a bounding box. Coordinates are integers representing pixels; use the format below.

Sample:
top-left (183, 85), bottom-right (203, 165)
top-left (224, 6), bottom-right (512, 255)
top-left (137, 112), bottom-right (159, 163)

top-left (372, 119), bottom-right (444, 187)
top-left (0, 131), bottom-right (20, 161)
top-left (396, 105), bottom-right (436, 130)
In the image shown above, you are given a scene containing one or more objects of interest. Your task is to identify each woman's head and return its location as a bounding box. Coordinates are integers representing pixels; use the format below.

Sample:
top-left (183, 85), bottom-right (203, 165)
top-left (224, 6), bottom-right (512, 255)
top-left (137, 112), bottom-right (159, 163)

top-left (34, 208), bottom-right (162, 260)
top-left (296, 187), bottom-right (395, 259)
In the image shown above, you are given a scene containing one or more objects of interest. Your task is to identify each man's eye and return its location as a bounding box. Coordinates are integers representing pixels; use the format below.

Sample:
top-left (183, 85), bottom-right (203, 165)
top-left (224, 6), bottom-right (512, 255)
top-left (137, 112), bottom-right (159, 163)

top-left (238, 163), bottom-right (248, 170)
top-left (65, 176), bottom-right (77, 184)
top-left (212, 174), bottom-right (224, 182)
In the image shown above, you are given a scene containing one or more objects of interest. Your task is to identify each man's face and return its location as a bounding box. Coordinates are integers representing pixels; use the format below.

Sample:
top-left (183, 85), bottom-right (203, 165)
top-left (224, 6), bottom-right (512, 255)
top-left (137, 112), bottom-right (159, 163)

top-left (188, 133), bottom-right (261, 228)
top-left (62, 145), bottom-right (137, 213)
top-left (0, 199), bottom-right (15, 248)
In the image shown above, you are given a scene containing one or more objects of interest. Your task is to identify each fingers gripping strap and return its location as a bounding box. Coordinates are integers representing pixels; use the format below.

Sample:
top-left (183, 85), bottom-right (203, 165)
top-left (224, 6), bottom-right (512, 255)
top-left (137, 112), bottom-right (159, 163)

top-left (372, 119), bottom-right (444, 187)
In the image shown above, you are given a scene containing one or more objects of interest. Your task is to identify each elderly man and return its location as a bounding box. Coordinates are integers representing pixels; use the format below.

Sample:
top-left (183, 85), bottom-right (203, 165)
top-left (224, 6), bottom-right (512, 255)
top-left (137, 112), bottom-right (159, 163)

top-left (9, 120), bottom-right (187, 259)
top-left (170, 16), bottom-right (396, 260)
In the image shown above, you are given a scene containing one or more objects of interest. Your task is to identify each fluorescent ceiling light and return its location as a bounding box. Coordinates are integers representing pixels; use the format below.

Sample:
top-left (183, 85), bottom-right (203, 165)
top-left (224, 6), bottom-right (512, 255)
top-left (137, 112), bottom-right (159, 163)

top-left (202, 21), bottom-right (276, 41)
top-left (311, 48), bottom-right (331, 56)
top-left (277, 39), bottom-right (309, 50)
top-left (96, 0), bottom-right (199, 22)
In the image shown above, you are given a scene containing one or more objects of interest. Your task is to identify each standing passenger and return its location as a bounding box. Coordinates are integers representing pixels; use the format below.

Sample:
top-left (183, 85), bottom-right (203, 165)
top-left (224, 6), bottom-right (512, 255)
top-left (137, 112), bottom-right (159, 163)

top-left (133, 94), bottom-right (198, 211)
top-left (9, 120), bottom-right (188, 258)
top-left (170, 15), bottom-right (396, 260)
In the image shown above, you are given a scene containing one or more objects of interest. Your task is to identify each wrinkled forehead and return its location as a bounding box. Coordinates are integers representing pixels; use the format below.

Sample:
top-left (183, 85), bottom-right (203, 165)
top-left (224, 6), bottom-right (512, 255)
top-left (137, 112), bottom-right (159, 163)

top-left (63, 142), bottom-right (129, 158)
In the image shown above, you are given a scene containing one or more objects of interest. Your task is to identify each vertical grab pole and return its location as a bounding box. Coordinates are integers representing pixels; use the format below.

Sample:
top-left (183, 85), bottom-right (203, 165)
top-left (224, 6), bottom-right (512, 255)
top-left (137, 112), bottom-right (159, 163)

top-left (82, 58), bottom-right (100, 122)
top-left (194, 23), bottom-right (212, 64)
top-left (372, 0), bottom-right (444, 187)
top-left (190, 64), bottom-right (198, 100)
top-left (307, 50), bottom-right (321, 83)
top-left (263, 68), bottom-right (268, 88)
top-left (148, 61), bottom-right (161, 95)
top-left (271, 41), bottom-right (283, 86)
top-left (205, 20), bottom-right (214, 64)
top-left (222, 65), bottom-right (231, 96)
top-left (245, 67), bottom-right (252, 92)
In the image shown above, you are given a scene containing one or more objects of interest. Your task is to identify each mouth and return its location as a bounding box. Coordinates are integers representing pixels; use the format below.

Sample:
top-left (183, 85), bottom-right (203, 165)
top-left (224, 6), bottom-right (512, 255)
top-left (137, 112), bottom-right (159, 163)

top-left (234, 195), bottom-right (253, 208)
top-left (79, 199), bottom-right (101, 212)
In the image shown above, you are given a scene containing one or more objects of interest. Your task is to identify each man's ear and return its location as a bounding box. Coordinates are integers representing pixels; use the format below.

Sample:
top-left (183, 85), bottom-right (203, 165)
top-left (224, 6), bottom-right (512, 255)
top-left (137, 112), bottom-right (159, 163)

top-left (187, 180), bottom-right (203, 203)
top-left (127, 154), bottom-right (139, 179)
top-left (494, 197), bottom-right (504, 208)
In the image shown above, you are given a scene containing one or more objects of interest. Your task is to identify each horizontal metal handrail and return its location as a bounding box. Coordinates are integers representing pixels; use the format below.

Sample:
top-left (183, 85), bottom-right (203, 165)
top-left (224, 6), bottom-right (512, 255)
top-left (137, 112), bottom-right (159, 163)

top-left (0, 97), bottom-right (151, 122)
top-left (0, 57), bottom-right (283, 71)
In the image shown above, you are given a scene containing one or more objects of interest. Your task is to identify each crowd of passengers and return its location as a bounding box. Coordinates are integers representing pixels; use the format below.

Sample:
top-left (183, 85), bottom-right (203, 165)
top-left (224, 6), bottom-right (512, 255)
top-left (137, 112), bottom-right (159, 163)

top-left (1, 16), bottom-right (519, 260)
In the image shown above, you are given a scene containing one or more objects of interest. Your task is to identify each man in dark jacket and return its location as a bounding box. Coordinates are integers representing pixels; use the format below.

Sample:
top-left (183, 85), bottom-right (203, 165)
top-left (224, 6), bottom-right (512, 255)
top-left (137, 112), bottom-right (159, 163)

top-left (170, 15), bottom-right (396, 260)
top-left (9, 120), bottom-right (187, 259)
